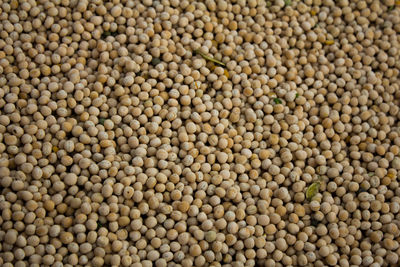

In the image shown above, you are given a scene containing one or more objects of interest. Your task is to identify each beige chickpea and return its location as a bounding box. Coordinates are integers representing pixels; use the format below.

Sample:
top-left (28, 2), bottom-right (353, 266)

top-left (0, 0), bottom-right (399, 265)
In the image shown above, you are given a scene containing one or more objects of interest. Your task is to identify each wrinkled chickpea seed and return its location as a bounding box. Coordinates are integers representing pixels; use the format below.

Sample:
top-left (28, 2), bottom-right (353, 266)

top-left (0, 0), bottom-right (400, 267)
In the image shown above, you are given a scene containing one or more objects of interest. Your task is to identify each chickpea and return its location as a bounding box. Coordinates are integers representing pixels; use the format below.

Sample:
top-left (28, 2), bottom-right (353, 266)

top-left (0, 0), bottom-right (399, 266)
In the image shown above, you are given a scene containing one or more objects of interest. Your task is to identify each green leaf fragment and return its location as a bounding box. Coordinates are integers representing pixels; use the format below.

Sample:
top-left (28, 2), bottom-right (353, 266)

top-left (99, 118), bottom-right (106, 125)
top-left (102, 31), bottom-right (111, 38)
top-left (284, 0), bottom-right (292, 6)
top-left (295, 93), bottom-right (299, 98)
top-left (195, 49), bottom-right (225, 67)
top-left (357, 187), bottom-right (367, 194)
top-left (151, 58), bottom-right (161, 66)
top-left (311, 217), bottom-right (319, 227)
top-left (101, 31), bottom-right (118, 39)
top-left (306, 182), bottom-right (320, 201)
top-left (274, 98), bottom-right (282, 104)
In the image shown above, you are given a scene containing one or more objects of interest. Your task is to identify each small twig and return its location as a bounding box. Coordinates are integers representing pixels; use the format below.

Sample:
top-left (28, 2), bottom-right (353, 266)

top-left (194, 49), bottom-right (225, 67)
